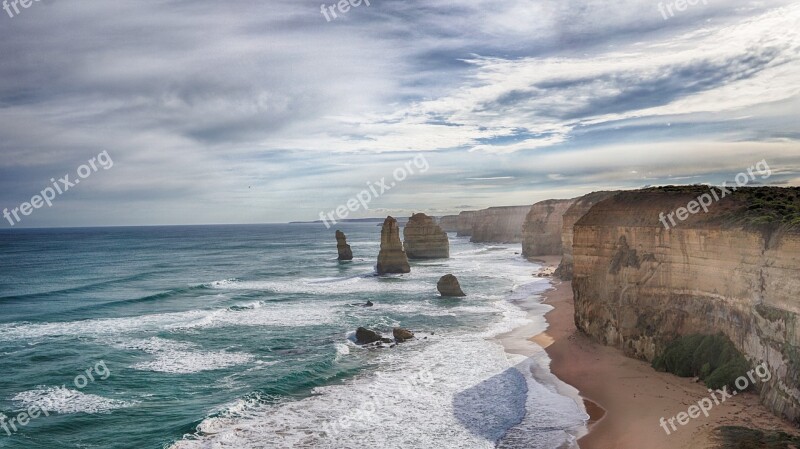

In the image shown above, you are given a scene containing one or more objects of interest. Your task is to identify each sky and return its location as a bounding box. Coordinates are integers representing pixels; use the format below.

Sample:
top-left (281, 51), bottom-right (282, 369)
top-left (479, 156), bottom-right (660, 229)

top-left (0, 0), bottom-right (798, 227)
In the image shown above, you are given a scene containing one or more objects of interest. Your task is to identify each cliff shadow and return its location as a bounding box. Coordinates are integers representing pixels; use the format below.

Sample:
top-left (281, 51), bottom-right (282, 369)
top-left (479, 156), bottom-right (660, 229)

top-left (452, 367), bottom-right (528, 441)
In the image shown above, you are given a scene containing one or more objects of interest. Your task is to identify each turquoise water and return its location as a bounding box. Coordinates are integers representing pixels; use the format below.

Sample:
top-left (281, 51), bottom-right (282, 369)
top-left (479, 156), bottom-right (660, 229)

top-left (0, 224), bottom-right (585, 448)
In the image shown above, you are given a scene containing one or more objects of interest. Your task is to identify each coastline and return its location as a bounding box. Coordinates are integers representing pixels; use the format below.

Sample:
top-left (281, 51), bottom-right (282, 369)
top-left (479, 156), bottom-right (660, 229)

top-left (519, 260), bottom-right (800, 449)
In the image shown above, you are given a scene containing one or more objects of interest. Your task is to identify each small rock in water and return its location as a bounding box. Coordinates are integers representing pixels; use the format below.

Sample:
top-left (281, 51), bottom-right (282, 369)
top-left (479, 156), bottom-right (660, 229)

top-left (393, 328), bottom-right (415, 343)
top-left (355, 327), bottom-right (383, 344)
top-left (437, 274), bottom-right (466, 297)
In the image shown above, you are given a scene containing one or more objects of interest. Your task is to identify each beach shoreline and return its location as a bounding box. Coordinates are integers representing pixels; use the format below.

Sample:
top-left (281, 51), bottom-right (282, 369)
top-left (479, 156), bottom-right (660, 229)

top-left (502, 256), bottom-right (799, 449)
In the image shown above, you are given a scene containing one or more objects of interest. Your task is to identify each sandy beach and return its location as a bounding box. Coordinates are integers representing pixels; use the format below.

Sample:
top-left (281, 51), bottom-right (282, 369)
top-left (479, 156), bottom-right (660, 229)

top-left (518, 257), bottom-right (799, 449)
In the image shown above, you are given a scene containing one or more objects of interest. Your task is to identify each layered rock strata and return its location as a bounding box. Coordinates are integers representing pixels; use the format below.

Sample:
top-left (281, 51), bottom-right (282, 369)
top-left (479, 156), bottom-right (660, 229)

top-left (572, 186), bottom-right (800, 423)
top-left (376, 216), bottom-right (411, 274)
top-left (403, 213), bottom-right (450, 259)
top-left (520, 198), bottom-right (576, 258)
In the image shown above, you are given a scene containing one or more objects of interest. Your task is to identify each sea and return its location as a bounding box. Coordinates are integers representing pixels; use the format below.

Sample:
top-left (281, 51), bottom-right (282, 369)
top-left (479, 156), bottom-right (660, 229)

top-left (0, 223), bottom-right (587, 448)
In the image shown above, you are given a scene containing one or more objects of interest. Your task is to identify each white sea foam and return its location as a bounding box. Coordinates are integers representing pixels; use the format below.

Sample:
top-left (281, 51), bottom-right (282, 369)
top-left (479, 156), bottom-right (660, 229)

top-left (12, 386), bottom-right (137, 414)
top-left (119, 338), bottom-right (255, 374)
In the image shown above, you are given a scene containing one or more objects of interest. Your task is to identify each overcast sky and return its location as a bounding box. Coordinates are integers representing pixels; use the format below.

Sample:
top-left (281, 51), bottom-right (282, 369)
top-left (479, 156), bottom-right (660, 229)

top-left (0, 0), bottom-right (798, 227)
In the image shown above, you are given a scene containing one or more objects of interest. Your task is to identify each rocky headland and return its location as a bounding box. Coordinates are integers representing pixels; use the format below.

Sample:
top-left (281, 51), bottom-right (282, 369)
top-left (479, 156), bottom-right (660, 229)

top-left (520, 198), bottom-right (576, 257)
top-left (438, 215), bottom-right (459, 232)
top-left (470, 205), bottom-right (532, 243)
top-left (552, 191), bottom-right (618, 279)
top-left (456, 211), bottom-right (478, 237)
top-left (403, 213), bottom-right (449, 259)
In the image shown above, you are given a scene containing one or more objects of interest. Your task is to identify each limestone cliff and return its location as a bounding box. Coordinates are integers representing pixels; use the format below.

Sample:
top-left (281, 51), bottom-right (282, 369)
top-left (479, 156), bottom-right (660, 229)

top-left (470, 206), bottom-right (532, 243)
top-left (403, 213), bottom-right (449, 259)
top-left (520, 199), bottom-right (576, 257)
top-left (553, 192), bottom-right (618, 279)
top-left (456, 211), bottom-right (478, 237)
top-left (572, 186), bottom-right (800, 423)
top-left (335, 230), bottom-right (353, 261)
top-left (438, 215), bottom-right (459, 232)
top-left (377, 216), bottom-right (411, 274)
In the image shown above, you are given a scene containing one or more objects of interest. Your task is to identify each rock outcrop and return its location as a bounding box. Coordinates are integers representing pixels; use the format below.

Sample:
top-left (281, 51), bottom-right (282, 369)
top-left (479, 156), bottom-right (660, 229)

top-left (470, 206), bottom-right (532, 243)
top-left (520, 199), bottom-right (576, 258)
top-left (376, 216), bottom-right (411, 274)
top-left (393, 328), bottom-right (415, 342)
top-left (553, 192), bottom-right (618, 279)
top-left (456, 211), bottom-right (478, 237)
top-left (438, 215), bottom-right (459, 232)
top-left (403, 213), bottom-right (449, 259)
top-left (355, 327), bottom-right (383, 344)
top-left (335, 230), bottom-right (353, 261)
top-left (437, 274), bottom-right (466, 297)
top-left (572, 186), bottom-right (800, 423)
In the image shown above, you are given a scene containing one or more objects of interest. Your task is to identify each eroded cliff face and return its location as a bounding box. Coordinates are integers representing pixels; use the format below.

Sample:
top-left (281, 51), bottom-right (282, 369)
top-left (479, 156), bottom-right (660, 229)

top-left (403, 213), bottom-right (449, 259)
top-left (553, 192), bottom-right (618, 279)
top-left (470, 206), bottom-right (532, 243)
top-left (520, 199), bottom-right (575, 258)
top-left (572, 187), bottom-right (800, 423)
top-left (456, 211), bottom-right (478, 237)
top-left (438, 215), bottom-right (459, 232)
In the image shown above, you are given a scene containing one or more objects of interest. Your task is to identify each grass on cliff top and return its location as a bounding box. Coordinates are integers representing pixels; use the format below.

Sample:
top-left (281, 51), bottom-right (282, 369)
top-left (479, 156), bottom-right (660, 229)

top-left (652, 334), bottom-right (752, 390)
top-left (643, 186), bottom-right (800, 230)
top-left (715, 426), bottom-right (800, 449)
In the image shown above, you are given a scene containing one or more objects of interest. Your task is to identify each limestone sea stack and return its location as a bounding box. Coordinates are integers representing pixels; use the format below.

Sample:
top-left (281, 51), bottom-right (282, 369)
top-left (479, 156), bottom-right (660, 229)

top-left (335, 230), bottom-right (353, 261)
top-left (376, 216), bottom-right (411, 274)
top-left (520, 199), bottom-right (576, 258)
top-left (553, 191), bottom-right (618, 279)
top-left (437, 274), bottom-right (466, 297)
top-left (470, 206), bottom-right (532, 243)
top-left (572, 186), bottom-right (800, 423)
top-left (403, 213), bottom-right (450, 259)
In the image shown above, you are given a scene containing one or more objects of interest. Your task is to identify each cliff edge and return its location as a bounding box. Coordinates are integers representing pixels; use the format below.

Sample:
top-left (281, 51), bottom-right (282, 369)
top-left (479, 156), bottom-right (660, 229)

top-left (572, 186), bottom-right (800, 423)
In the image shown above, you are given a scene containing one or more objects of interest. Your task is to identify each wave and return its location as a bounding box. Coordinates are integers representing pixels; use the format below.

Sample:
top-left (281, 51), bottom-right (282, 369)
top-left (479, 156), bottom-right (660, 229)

top-left (12, 386), bottom-right (137, 415)
top-left (119, 337), bottom-right (255, 374)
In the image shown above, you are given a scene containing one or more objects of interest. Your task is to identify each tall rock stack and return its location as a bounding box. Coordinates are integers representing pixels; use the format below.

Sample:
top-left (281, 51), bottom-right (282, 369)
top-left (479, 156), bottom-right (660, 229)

top-left (403, 213), bottom-right (450, 259)
top-left (554, 191), bottom-right (618, 279)
top-left (438, 215), bottom-right (459, 232)
top-left (520, 198), bottom-right (576, 258)
top-left (376, 216), bottom-right (411, 274)
top-left (335, 230), bottom-right (353, 261)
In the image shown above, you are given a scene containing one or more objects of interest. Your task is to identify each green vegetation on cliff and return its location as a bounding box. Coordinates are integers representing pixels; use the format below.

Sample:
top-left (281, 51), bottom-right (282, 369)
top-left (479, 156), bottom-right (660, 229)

top-left (715, 426), bottom-right (800, 449)
top-left (652, 334), bottom-right (751, 390)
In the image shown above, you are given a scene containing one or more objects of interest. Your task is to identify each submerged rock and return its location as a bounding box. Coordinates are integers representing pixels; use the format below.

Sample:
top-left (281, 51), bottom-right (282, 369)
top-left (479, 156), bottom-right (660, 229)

top-left (403, 213), bottom-right (450, 259)
top-left (393, 328), bottom-right (415, 343)
top-left (437, 274), bottom-right (466, 297)
top-left (355, 327), bottom-right (383, 344)
top-left (336, 230), bottom-right (353, 261)
top-left (376, 216), bottom-right (411, 274)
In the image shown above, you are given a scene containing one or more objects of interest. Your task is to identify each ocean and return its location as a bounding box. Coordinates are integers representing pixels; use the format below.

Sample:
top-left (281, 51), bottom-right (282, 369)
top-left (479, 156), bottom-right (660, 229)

top-left (0, 223), bottom-right (586, 448)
